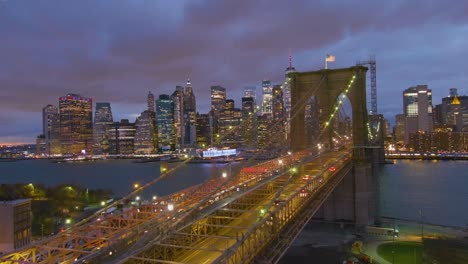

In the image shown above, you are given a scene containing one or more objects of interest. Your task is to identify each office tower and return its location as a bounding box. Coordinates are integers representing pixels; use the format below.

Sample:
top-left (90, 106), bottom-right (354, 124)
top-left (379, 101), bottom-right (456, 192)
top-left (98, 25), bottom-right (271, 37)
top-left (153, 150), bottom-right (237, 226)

top-left (0, 199), bottom-right (32, 252)
top-left (184, 78), bottom-right (197, 147)
top-left (257, 114), bottom-right (271, 149)
top-left (210, 85), bottom-right (226, 141)
top-left (36, 135), bottom-right (46, 155)
top-left (304, 97), bottom-right (320, 146)
top-left (59, 94), bottom-right (93, 154)
top-left (243, 87), bottom-right (256, 105)
top-left (108, 119), bottom-right (136, 155)
top-left (134, 111), bottom-right (157, 154)
top-left (242, 96), bottom-right (257, 148)
top-left (156, 94), bottom-right (175, 152)
top-left (42, 104), bottom-right (60, 155)
top-left (93, 102), bottom-right (113, 155)
top-left (284, 49), bottom-right (296, 141)
top-left (261, 80), bottom-right (273, 116)
top-left (219, 99), bottom-right (242, 148)
top-left (147, 91), bottom-right (155, 112)
top-left (439, 88), bottom-right (468, 132)
top-left (196, 113), bottom-right (211, 148)
top-left (394, 114), bottom-right (405, 144)
top-left (272, 85), bottom-right (285, 147)
top-left (171, 86), bottom-right (185, 149)
top-left (403, 85), bottom-right (433, 144)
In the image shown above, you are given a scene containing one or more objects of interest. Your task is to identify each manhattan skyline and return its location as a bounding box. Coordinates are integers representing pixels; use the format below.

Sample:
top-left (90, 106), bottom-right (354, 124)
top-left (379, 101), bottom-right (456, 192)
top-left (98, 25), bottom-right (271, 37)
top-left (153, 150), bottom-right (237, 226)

top-left (1, 1), bottom-right (468, 144)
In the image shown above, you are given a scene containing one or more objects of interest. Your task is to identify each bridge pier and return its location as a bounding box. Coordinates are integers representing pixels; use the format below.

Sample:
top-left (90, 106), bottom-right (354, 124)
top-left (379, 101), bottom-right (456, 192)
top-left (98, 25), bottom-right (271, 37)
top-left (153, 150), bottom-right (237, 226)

top-left (314, 161), bottom-right (375, 226)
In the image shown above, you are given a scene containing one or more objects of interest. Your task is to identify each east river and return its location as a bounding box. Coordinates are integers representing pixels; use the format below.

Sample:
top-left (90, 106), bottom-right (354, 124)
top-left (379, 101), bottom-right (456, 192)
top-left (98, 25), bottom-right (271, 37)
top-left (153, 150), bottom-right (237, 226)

top-left (1, 158), bottom-right (467, 227)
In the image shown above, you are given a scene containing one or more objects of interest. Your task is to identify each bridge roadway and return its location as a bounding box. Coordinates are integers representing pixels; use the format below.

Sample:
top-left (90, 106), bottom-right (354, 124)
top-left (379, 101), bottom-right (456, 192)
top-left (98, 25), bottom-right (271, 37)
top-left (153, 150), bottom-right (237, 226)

top-left (120, 149), bottom-right (352, 264)
top-left (0, 150), bottom-right (314, 264)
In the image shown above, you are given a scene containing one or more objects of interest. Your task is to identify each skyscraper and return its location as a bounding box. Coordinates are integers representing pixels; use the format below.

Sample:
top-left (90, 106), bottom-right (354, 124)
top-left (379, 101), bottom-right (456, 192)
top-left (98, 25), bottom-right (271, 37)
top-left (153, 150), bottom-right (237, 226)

top-left (243, 87), bottom-right (256, 106)
top-left (403, 85), bottom-right (433, 144)
top-left (59, 94), bottom-right (93, 154)
top-left (261, 80), bottom-right (273, 116)
top-left (147, 91), bottom-right (155, 112)
top-left (196, 113), bottom-right (211, 148)
top-left (210, 86), bottom-right (226, 142)
top-left (242, 96), bottom-right (257, 148)
top-left (108, 119), bottom-right (136, 155)
top-left (134, 111), bottom-right (157, 154)
top-left (272, 85), bottom-right (285, 147)
top-left (184, 78), bottom-right (197, 147)
top-left (438, 88), bottom-right (468, 132)
top-left (156, 94), bottom-right (175, 152)
top-left (93, 102), bottom-right (113, 155)
top-left (42, 104), bottom-right (60, 155)
top-left (171, 86), bottom-right (185, 150)
top-left (284, 49), bottom-right (296, 141)
top-left (219, 99), bottom-right (242, 147)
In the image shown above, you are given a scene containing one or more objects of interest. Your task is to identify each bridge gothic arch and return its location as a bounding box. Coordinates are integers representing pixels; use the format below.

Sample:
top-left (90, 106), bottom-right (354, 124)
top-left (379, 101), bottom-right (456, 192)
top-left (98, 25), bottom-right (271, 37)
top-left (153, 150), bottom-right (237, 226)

top-left (289, 66), bottom-right (369, 159)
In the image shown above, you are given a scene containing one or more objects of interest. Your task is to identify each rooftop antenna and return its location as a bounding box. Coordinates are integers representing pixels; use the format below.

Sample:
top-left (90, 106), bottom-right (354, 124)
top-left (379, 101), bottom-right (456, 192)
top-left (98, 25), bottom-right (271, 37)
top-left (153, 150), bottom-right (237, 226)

top-left (288, 48), bottom-right (292, 69)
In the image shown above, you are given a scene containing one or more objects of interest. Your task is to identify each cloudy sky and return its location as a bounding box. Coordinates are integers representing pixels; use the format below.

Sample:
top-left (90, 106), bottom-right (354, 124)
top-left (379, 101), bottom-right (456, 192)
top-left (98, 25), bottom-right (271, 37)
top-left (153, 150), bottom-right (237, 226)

top-left (1, 0), bottom-right (467, 144)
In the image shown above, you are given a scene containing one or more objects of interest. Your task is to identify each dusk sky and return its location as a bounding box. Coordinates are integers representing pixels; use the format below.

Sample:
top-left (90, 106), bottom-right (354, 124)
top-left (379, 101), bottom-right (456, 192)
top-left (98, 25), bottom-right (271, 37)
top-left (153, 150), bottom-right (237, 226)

top-left (1, 0), bottom-right (467, 144)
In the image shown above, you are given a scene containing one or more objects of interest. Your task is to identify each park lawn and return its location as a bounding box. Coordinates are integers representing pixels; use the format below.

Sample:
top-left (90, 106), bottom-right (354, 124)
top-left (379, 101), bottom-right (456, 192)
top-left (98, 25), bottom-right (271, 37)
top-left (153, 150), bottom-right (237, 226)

top-left (377, 241), bottom-right (423, 264)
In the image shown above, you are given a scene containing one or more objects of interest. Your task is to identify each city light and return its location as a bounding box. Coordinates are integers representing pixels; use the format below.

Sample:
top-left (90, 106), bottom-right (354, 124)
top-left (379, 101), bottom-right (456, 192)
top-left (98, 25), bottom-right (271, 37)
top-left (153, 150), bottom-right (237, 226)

top-left (167, 203), bottom-right (174, 211)
top-left (65, 218), bottom-right (72, 224)
top-left (135, 196), bottom-right (140, 201)
top-left (100, 201), bottom-right (106, 206)
top-left (278, 159), bottom-right (283, 165)
top-left (222, 172), bottom-right (227, 178)
top-left (152, 195), bottom-right (157, 200)
top-left (134, 183), bottom-right (139, 189)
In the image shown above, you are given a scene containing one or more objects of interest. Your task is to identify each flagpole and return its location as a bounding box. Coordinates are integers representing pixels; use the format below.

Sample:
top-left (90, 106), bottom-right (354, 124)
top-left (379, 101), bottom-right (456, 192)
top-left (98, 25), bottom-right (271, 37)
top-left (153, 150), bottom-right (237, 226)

top-left (325, 54), bottom-right (328, 69)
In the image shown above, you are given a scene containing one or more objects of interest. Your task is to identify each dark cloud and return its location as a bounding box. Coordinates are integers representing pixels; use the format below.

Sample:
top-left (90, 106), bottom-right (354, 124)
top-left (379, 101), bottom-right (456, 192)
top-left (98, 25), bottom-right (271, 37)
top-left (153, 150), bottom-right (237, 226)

top-left (1, 0), bottom-right (468, 143)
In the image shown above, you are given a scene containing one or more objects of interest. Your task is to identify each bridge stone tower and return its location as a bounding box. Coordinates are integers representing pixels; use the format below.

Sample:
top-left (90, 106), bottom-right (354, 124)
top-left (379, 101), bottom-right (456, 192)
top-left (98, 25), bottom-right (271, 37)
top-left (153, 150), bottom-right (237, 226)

top-left (289, 66), bottom-right (376, 226)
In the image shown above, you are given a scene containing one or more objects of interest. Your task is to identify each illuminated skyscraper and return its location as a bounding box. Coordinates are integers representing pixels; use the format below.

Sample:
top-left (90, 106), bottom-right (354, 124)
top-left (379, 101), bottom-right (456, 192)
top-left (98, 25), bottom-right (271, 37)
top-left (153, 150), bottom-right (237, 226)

top-left (171, 86), bottom-right (185, 150)
top-left (147, 91), bottom-right (155, 112)
top-left (108, 119), bottom-right (136, 155)
top-left (261, 80), bottom-right (273, 115)
top-left (59, 94), bottom-right (93, 154)
top-left (243, 87), bottom-right (256, 106)
top-left (210, 86), bottom-right (226, 142)
top-left (93, 102), bottom-right (113, 155)
top-left (284, 49), bottom-right (296, 141)
top-left (242, 96), bottom-right (256, 148)
top-left (272, 85), bottom-right (285, 147)
top-left (196, 113), bottom-right (211, 148)
top-left (184, 79), bottom-right (197, 147)
top-left (219, 99), bottom-right (242, 147)
top-left (156, 94), bottom-right (175, 152)
top-left (134, 111), bottom-right (157, 154)
top-left (42, 104), bottom-right (60, 155)
top-left (403, 85), bottom-right (433, 144)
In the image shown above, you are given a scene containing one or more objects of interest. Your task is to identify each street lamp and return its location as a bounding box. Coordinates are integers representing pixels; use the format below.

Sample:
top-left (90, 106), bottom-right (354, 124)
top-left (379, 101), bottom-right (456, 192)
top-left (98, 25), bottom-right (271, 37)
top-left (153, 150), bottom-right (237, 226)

top-left (167, 203), bottom-right (174, 211)
top-left (134, 183), bottom-right (139, 189)
top-left (222, 172), bottom-right (227, 178)
top-left (152, 196), bottom-right (157, 201)
top-left (135, 196), bottom-right (140, 201)
top-left (278, 159), bottom-right (283, 165)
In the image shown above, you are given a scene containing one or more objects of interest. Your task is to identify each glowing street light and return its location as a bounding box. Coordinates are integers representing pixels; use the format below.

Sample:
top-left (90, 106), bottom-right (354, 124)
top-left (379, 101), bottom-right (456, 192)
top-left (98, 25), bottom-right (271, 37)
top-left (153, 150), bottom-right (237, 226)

top-left (278, 159), bottom-right (283, 165)
top-left (135, 196), bottom-right (141, 201)
top-left (152, 196), bottom-right (157, 200)
top-left (100, 201), bottom-right (106, 206)
top-left (167, 203), bottom-right (174, 211)
top-left (65, 218), bottom-right (72, 224)
top-left (222, 172), bottom-right (228, 178)
top-left (134, 183), bottom-right (139, 189)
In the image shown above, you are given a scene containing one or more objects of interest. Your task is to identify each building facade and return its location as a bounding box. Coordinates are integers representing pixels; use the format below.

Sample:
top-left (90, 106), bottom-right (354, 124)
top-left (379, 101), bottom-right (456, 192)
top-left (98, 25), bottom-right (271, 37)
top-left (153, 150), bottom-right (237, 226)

top-left (242, 96), bottom-right (257, 148)
top-left (156, 94), bottom-right (175, 152)
top-left (0, 199), bottom-right (32, 253)
top-left (42, 104), bottom-right (60, 155)
top-left (59, 94), bottom-right (93, 155)
top-left (171, 86), bottom-right (185, 150)
top-left (261, 80), bottom-right (273, 115)
top-left (210, 85), bottom-right (226, 143)
top-left (108, 119), bottom-right (136, 155)
top-left (403, 85), bottom-right (433, 144)
top-left (134, 111), bottom-right (157, 154)
top-left (147, 91), bottom-right (155, 113)
top-left (219, 99), bottom-right (242, 148)
top-left (196, 113), bottom-right (211, 149)
top-left (184, 79), bottom-right (197, 147)
top-left (93, 102), bottom-right (113, 155)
